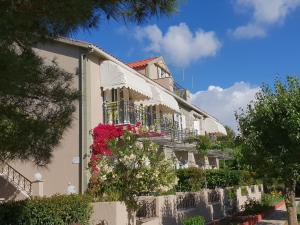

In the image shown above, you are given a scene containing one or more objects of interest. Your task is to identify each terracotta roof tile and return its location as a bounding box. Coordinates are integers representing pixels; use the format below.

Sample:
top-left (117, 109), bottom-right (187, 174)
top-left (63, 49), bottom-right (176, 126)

top-left (127, 57), bottom-right (159, 69)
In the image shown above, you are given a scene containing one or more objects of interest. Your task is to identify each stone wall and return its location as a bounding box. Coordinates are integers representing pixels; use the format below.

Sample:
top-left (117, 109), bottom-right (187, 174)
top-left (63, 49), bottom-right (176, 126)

top-left (90, 185), bottom-right (263, 225)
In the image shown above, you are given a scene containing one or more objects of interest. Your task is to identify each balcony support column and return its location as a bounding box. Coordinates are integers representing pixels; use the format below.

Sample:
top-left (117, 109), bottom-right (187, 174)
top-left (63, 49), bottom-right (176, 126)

top-left (187, 151), bottom-right (196, 167)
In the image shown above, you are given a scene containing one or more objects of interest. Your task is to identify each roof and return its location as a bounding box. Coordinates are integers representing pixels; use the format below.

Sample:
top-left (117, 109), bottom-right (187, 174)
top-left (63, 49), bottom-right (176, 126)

top-left (127, 57), bottom-right (159, 69)
top-left (54, 37), bottom-right (225, 126)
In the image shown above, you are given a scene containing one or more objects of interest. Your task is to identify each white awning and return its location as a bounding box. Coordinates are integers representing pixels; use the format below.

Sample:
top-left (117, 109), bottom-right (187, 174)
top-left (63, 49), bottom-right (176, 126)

top-left (137, 85), bottom-right (180, 113)
top-left (204, 117), bottom-right (227, 136)
top-left (100, 60), bottom-right (152, 100)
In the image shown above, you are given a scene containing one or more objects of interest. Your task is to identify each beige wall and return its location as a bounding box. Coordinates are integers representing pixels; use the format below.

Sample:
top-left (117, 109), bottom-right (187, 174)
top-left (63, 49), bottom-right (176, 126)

top-left (10, 41), bottom-right (83, 196)
top-left (90, 202), bottom-right (129, 225)
top-left (154, 77), bottom-right (174, 92)
top-left (146, 58), bottom-right (174, 92)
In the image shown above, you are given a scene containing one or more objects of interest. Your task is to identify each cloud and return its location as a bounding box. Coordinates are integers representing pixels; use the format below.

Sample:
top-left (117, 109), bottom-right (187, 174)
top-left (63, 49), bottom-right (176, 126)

top-left (135, 23), bottom-right (221, 67)
top-left (191, 82), bottom-right (260, 131)
top-left (231, 0), bottom-right (300, 39)
top-left (231, 23), bottom-right (267, 39)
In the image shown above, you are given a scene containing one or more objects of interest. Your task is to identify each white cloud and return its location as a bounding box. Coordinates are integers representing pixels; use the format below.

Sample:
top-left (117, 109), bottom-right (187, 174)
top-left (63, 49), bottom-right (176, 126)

top-left (231, 23), bottom-right (267, 39)
top-left (191, 82), bottom-right (260, 131)
top-left (231, 0), bottom-right (300, 39)
top-left (135, 23), bottom-right (221, 67)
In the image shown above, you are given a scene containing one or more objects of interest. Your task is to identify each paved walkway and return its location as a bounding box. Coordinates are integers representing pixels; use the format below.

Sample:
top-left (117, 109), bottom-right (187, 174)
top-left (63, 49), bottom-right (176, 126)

top-left (256, 199), bottom-right (299, 225)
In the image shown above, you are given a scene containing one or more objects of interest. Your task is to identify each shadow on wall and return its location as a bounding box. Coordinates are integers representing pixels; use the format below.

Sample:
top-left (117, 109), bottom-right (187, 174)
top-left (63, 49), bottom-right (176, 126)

top-left (161, 197), bottom-right (177, 225)
top-left (0, 176), bottom-right (26, 201)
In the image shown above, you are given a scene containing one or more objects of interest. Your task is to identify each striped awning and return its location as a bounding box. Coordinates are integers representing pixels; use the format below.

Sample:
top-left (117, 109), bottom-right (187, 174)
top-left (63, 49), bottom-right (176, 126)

top-left (204, 117), bottom-right (227, 135)
top-left (137, 84), bottom-right (180, 113)
top-left (100, 60), bottom-right (152, 100)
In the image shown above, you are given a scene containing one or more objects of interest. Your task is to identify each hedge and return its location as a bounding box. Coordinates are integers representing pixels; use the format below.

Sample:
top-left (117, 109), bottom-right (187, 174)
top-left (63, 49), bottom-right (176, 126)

top-left (176, 167), bottom-right (205, 192)
top-left (182, 216), bottom-right (205, 225)
top-left (0, 194), bottom-right (92, 225)
top-left (176, 168), bottom-right (259, 192)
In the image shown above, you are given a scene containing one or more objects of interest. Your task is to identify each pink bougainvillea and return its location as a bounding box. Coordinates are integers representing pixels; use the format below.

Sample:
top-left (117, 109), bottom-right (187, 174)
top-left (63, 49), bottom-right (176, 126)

top-left (89, 122), bottom-right (166, 175)
top-left (91, 124), bottom-right (124, 155)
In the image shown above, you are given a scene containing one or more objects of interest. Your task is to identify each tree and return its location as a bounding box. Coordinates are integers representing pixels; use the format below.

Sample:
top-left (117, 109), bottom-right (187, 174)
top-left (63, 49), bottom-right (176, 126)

top-left (0, 0), bottom-right (177, 164)
top-left (236, 76), bottom-right (300, 225)
top-left (88, 124), bottom-right (177, 225)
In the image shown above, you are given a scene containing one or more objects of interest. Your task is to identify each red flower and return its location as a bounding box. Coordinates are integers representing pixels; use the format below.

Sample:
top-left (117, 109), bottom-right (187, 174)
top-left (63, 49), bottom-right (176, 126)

top-left (89, 123), bottom-right (145, 174)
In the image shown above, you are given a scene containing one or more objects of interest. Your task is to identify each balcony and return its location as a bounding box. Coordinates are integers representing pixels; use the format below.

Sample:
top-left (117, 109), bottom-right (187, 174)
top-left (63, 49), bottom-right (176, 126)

top-left (103, 101), bottom-right (198, 143)
top-left (103, 100), bottom-right (162, 128)
top-left (173, 81), bottom-right (188, 100)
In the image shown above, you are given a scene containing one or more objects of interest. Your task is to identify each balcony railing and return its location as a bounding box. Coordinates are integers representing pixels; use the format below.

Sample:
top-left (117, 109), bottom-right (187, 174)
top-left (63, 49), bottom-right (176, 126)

top-left (103, 101), bottom-right (198, 142)
top-left (103, 101), bottom-right (154, 126)
top-left (173, 81), bottom-right (188, 100)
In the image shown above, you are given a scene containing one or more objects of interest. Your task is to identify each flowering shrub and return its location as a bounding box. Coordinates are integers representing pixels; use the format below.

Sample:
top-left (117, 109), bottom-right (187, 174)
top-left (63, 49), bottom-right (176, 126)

top-left (89, 124), bottom-right (124, 174)
top-left (261, 192), bottom-right (284, 206)
top-left (88, 123), bottom-right (177, 223)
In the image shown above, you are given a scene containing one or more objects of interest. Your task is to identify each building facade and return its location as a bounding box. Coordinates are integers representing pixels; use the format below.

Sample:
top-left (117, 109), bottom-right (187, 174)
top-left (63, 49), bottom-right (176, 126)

top-left (0, 38), bottom-right (226, 200)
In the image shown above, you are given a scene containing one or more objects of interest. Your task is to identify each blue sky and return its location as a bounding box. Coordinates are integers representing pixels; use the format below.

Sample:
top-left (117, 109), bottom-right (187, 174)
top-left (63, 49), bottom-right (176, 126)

top-left (73, 0), bottom-right (300, 129)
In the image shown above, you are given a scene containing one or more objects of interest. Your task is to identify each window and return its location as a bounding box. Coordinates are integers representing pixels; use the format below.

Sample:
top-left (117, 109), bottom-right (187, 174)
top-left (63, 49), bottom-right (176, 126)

top-left (111, 89), bottom-right (118, 102)
top-left (157, 66), bottom-right (169, 79)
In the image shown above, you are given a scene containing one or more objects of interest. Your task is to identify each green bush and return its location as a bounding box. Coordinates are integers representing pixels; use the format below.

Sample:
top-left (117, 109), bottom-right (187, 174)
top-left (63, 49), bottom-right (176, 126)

top-left (176, 168), bottom-right (259, 191)
top-left (176, 167), bottom-right (205, 192)
top-left (227, 187), bottom-right (237, 201)
top-left (206, 170), bottom-right (241, 188)
top-left (261, 192), bottom-right (284, 206)
top-left (241, 186), bottom-right (248, 196)
top-left (182, 216), bottom-right (205, 225)
top-left (0, 194), bottom-right (92, 225)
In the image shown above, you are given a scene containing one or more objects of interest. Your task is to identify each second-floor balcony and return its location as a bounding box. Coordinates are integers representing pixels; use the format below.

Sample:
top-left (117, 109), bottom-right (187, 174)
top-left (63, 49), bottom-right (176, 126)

top-left (103, 100), bottom-right (198, 143)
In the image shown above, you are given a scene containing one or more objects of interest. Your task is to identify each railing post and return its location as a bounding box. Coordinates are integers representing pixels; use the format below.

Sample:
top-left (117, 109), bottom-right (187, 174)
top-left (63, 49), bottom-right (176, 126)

top-left (32, 180), bottom-right (44, 197)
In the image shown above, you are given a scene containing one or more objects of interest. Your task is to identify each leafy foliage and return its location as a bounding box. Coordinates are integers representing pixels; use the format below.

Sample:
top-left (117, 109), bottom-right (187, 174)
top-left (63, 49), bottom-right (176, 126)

top-left (0, 47), bottom-right (79, 164)
top-left (240, 186), bottom-right (248, 196)
top-left (0, 194), bottom-right (92, 225)
top-left (88, 125), bottom-right (177, 213)
top-left (194, 126), bottom-right (244, 170)
top-left (237, 76), bottom-right (300, 184)
top-left (176, 167), bottom-right (205, 192)
top-left (261, 192), bottom-right (284, 206)
top-left (176, 168), bottom-right (259, 191)
top-left (236, 76), bottom-right (300, 224)
top-left (182, 216), bottom-right (205, 225)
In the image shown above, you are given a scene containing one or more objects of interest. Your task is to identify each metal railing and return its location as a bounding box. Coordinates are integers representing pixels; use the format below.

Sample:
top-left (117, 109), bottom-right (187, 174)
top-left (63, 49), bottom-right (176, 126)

top-left (136, 197), bottom-right (157, 219)
top-left (103, 101), bottom-right (198, 143)
top-left (0, 161), bottom-right (32, 196)
top-left (173, 81), bottom-right (188, 100)
top-left (171, 129), bottom-right (198, 143)
top-left (103, 101), bottom-right (155, 127)
top-left (176, 193), bottom-right (196, 210)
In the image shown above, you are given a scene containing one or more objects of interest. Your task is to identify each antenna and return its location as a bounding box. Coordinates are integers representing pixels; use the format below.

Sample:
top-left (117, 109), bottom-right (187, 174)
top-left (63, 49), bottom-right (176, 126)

top-left (182, 68), bottom-right (185, 81)
top-left (192, 74), bottom-right (194, 89)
